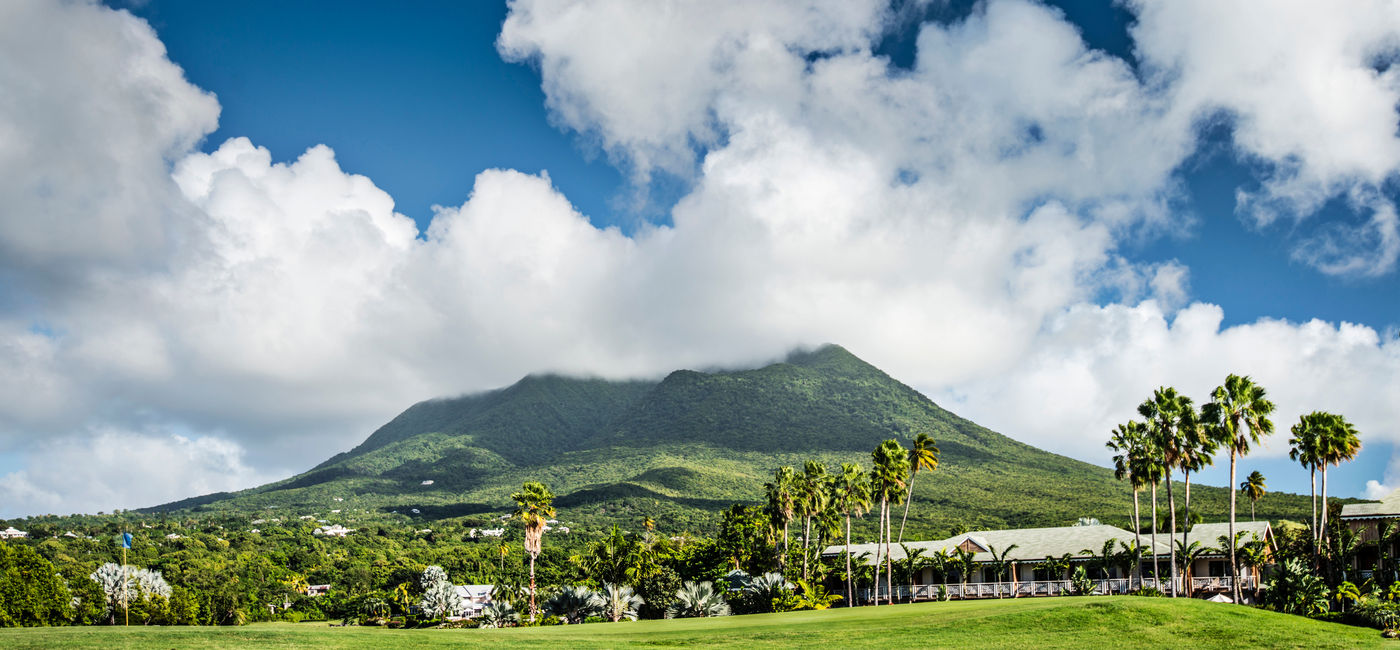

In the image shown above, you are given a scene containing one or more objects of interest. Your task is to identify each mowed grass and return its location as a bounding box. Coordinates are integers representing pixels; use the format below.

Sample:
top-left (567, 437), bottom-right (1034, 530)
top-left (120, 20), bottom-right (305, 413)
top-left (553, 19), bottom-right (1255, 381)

top-left (0, 597), bottom-right (1385, 649)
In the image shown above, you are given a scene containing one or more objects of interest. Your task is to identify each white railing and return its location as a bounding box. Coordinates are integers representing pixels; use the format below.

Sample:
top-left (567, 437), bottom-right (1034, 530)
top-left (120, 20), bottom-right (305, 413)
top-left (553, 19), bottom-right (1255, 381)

top-left (1188, 576), bottom-right (1256, 591)
top-left (854, 575), bottom-right (1262, 603)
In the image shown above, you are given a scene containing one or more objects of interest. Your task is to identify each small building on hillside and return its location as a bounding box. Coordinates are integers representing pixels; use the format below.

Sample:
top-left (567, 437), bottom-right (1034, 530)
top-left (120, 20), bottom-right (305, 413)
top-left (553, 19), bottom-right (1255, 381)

top-left (313, 524), bottom-right (355, 537)
top-left (451, 585), bottom-right (494, 619)
top-left (306, 584), bottom-right (331, 596)
top-left (0, 527), bottom-right (28, 539)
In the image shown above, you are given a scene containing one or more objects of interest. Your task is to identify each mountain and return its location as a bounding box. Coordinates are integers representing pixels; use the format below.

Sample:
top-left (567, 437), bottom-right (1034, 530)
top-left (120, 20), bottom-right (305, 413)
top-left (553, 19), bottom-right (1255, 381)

top-left (146, 345), bottom-right (1321, 535)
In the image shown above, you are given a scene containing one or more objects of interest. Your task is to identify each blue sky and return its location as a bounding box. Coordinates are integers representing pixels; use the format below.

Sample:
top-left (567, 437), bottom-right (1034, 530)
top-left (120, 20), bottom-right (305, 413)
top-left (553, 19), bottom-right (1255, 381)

top-left (1, 0), bottom-right (1397, 515)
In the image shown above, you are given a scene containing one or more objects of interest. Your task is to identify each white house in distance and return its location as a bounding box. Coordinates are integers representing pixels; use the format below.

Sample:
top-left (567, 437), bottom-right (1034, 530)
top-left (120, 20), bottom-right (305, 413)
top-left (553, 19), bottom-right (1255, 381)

top-left (0, 527), bottom-right (27, 539)
top-left (313, 524), bottom-right (355, 537)
top-left (471, 528), bottom-right (506, 538)
top-left (451, 585), bottom-right (494, 619)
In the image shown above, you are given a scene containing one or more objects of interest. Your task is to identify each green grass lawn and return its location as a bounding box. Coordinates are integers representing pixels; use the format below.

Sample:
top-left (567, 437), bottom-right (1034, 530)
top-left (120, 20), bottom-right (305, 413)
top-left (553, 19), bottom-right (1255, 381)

top-left (0, 597), bottom-right (1385, 649)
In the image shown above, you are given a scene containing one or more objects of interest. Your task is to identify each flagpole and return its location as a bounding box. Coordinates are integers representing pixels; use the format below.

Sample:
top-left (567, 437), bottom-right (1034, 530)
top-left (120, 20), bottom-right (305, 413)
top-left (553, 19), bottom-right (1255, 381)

top-left (122, 538), bottom-right (128, 627)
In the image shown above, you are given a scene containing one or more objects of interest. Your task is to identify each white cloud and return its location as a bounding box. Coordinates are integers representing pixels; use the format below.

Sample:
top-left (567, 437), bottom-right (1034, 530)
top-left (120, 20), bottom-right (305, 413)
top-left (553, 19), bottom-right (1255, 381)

top-left (0, 428), bottom-right (272, 518)
top-left (939, 301), bottom-right (1400, 469)
top-left (0, 0), bottom-right (218, 275)
top-left (1130, 0), bottom-right (1400, 275)
top-left (1, 0), bottom-right (1399, 513)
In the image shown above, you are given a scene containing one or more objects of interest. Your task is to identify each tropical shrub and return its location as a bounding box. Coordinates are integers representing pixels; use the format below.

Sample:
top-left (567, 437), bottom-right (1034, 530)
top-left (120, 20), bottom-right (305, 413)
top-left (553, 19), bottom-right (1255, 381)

top-left (601, 583), bottom-right (644, 622)
top-left (1069, 566), bottom-right (1096, 596)
top-left (793, 579), bottom-right (842, 610)
top-left (477, 600), bottom-right (519, 628)
top-left (1262, 558), bottom-right (1330, 617)
top-left (1350, 597), bottom-right (1400, 630)
top-left (665, 581), bottom-right (731, 618)
top-left (545, 586), bottom-right (603, 624)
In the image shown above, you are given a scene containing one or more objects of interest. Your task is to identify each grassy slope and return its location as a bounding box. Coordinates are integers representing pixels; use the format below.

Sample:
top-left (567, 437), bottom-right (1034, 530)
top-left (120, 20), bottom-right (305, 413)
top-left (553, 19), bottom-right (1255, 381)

top-left (0, 598), bottom-right (1382, 649)
top-left (144, 345), bottom-right (1340, 537)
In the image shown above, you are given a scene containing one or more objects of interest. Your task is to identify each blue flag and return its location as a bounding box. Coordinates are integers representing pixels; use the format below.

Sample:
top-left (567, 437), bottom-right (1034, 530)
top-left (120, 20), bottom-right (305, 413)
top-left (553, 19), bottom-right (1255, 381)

top-left (119, 532), bottom-right (132, 549)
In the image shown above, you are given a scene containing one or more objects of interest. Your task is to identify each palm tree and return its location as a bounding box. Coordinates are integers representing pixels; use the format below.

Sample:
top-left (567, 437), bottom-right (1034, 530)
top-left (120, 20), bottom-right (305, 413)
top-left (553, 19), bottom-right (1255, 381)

top-left (870, 439), bottom-right (910, 606)
top-left (1173, 540), bottom-right (1209, 597)
top-left (1080, 538), bottom-right (1118, 581)
top-left (899, 543), bottom-right (930, 602)
top-left (601, 583), bottom-right (644, 622)
top-left (1107, 420), bottom-right (1149, 586)
top-left (830, 463), bottom-right (870, 606)
top-left (511, 480), bottom-right (556, 622)
top-left (1139, 386), bottom-right (1194, 597)
top-left (496, 540), bottom-right (511, 573)
top-left (985, 544), bottom-right (1020, 598)
top-left (797, 461), bottom-right (830, 583)
top-left (764, 466), bottom-right (797, 574)
top-left (1115, 541), bottom-right (1145, 593)
top-left (898, 433), bottom-right (940, 543)
top-left (1241, 470), bottom-right (1266, 522)
top-left (1288, 414), bottom-right (1324, 547)
top-left (953, 546), bottom-right (977, 586)
top-left (1318, 413), bottom-right (1362, 549)
top-left (1137, 437), bottom-right (1166, 589)
top-left (1178, 411), bottom-right (1218, 563)
top-left (1202, 374), bottom-right (1276, 604)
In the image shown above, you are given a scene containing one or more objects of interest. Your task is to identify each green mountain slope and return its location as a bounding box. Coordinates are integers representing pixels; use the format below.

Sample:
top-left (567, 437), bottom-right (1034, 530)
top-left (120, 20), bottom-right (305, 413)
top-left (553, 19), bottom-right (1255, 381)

top-left (146, 345), bottom-right (1326, 536)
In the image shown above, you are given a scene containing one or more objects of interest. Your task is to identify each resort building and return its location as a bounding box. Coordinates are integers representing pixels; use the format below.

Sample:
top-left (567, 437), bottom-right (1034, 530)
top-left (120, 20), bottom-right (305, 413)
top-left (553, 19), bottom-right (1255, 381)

top-left (0, 526), bottom-right (27, 539)
top-left (823, 521), bottom-right (1272, 602)
top-left (451, 585), bottom-right (494, 619)
top-left (1342, 490), bottom-right (1400, 579)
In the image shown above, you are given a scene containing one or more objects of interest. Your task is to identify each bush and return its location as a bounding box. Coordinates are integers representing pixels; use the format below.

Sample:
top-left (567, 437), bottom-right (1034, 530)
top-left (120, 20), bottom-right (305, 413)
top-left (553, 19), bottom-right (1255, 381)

top-left (1261, 558), bottom-right (1329, 617)
top-left (1350, 597), bottom-right (1400, 630)
top-left (1129, 586), bottom-right (1164, 597)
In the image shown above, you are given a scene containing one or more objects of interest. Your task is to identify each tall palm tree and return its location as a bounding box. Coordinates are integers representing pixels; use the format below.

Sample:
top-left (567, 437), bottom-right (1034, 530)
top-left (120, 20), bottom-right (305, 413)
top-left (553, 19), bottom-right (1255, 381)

top-left (1178, 411), bottom-right (1218, 565)
top-left (798, 461), bottom-right (830, 583)
top-left (1202, 374), bottom-right (1275, 603)
top-left (1136, 436), bottom-right (1166, 589)
top-left (511, 480), bottom-right (556, 622)
top-left (898, 433), bottom-right (940, 543)
top-left (871, 439), bottom-right (910, 606)
top-left (1173, 540), bottom-right (1209, 597)
top-left (1107, 420), bottom-right (1149, 586)
top-left (831, 462), bottom-right (870, 606)
top-left (1139, 386), bottom-right (1194, 597)
top-left (1241, 470), bottom-right (1266, 522)
top-left (764, 466), bottom-right (797, 575)
top-left (1288, 414), bottom-right (1324, 546)
top-left (1318, 413), bottom-right (1362, 549)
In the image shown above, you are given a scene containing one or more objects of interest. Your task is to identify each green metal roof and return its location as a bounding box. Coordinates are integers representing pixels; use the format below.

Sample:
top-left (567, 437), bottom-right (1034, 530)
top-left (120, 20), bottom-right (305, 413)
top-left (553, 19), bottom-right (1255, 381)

top-left (1341, 490), bottom-right (1396, 518)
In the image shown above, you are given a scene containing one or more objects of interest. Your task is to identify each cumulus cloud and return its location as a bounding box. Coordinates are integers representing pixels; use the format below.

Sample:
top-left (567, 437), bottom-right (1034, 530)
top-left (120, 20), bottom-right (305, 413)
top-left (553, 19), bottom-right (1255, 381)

top-left (0, 429), bottom-right (272, 518)
top-left (1, 0), bottom-right (1399, 515)
top-left (1130, 0), bottom-right (1400, 275)
top-left (0, 0), bottom-right (218, 277)
top-left (939, 301), bottom-right (1400, 466)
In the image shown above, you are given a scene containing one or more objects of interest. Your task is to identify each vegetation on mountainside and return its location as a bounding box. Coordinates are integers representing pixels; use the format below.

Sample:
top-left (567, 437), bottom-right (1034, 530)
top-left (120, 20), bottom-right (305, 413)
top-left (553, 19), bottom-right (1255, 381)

top-left (139, 346), bottom-right (1334, 539)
